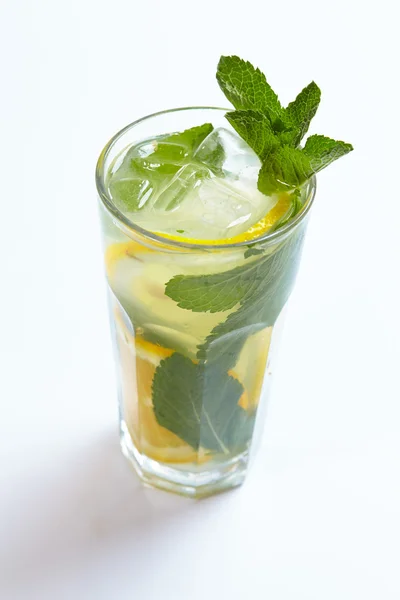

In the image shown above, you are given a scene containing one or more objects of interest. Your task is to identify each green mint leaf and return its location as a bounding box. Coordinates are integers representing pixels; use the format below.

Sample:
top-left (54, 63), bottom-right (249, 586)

top-left (162, 123), bottom-right (214, 153)
top-left (286, 81), bottom-right (321, 145)
top-left (153, 228), bottom-right (306, 449)
top-left (165, 254), bottom-right (274, 313)
top-left (258, 146), bottom-right (313, 195)
top-left (217, 55), bottom-right (283, 122)
top-left (277, 129), bottom-right (298, 146)
top-left (197, 230), bottom-right (305, 370)
top-left (130, 123), bottom-right (214, 175)
top-left (152, 353), bottom-right (254, 453)
top-left (166, 229), bottom-right (304, 317)
top-left (135, 122), bottom-right (226, 178)
top-left (215, 55), bottom-right (353, 195)
top-left (303, 134), bottom-right (353, 172)
top-left (197, 314), bottom-right (267, 372)
top-left (225, 110), bottom-right (280, 159)
top-left (108, 176), bottom-right (150, 212)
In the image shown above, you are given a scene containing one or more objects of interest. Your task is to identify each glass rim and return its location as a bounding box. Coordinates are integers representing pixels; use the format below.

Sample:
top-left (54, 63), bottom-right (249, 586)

top-left (95, 106), bottom-right (317, 251)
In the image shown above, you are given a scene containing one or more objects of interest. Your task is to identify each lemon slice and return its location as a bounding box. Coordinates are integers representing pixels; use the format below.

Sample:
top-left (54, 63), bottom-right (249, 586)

top-left (104, 193), bottom-right (291, 278)
top-left (114, 308), bottom-right (209, 464)
top-left (105, 240), bottom-right (235, 356)
top-left (114, 306), bottom-right (253, 464)
top-left (235, 327), bottom-right (273, 410)
top-left (105, 241), bottom-right (153, 278)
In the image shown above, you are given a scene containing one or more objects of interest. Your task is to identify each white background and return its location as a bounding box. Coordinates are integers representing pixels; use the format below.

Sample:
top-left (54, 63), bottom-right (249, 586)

top-left (1, 0), bottom-right (400, 598)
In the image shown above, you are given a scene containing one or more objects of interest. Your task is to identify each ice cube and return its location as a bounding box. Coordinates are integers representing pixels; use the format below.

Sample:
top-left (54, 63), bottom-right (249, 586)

top-left (134, 176), bottom-right (274, 240)
top-left (108, 126), bottom-right (276, 241)
top-left (124, 173), bottom-right (276, 241)
top-left (148, 163), bottom-right (210, 212)
top-left (194, 176), bottom-right (275, 239)
top-left (194, 126), bottom-right (261, 180)
top-left (111, 140), bottom-right (157, 179)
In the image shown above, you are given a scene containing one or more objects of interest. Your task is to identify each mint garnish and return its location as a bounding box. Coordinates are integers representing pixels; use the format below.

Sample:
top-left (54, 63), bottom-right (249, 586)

top-left (216, 55), bottom-right (353, 195)
top-left (303, 134), bottom-right (354, 171)
top-left (225, 110), bottom-right (279, 159)
top-left (217, 56), bottom-right (283, 123)
top-left (285, 81), bottom-right (321, 145)
top-left (258, 146), bottom-right (314, 195)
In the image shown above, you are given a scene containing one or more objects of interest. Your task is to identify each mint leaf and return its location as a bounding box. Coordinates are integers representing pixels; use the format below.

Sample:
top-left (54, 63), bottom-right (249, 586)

top-left (152, 353), bottom-right (254, 453)
top-left (197, 229), bottom-right (305, 370)
top-left (216, 55), bottom-right (353, 196)
top-left (286, 81), bottom-right (321, 145)
top-left (303, 134), bottom-right (353, 172)
top-left (225, 110), bottom-right (279, 159)
top-left (165, 254), bottom-right (273, 313)
top-left (217, 56), bottom-right (283, 123)
top-left (164, 229), bottom-right (305, 372)
top-left (109, 176), bottom-right (151, 212)
top-left (197, 313), bottom-right (267, 372)
top-left (130, 123), bottom-right (214, 178)
top-left (164, 123), bottom-right (214, 152)
top-left (153, 203), bottom-right (307, 451)
top-left (257, 136), bottom-right (353, 196)
top-left (166, 228), bottom-right (304, 316)
top-left (258, 146), bottom-right (313, 195)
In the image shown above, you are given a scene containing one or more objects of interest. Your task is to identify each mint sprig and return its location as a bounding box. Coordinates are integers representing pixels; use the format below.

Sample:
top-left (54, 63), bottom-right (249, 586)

top-left (216, 55), bottom-right (353, 196)
top-left (217, 56), bottom-right (283, 123)
top-left (258, 146), bottom-right (314, 195)
top-left (286, 81), bottom-right (321, 145)
top-left (225, 110), bottom-right (279, 159)
top-left (303, 134), bottom-right (354, 171)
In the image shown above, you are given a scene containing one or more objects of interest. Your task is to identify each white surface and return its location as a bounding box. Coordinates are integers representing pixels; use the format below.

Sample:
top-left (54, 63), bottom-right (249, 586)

top-left (1, 0), bottom-right (400, 598)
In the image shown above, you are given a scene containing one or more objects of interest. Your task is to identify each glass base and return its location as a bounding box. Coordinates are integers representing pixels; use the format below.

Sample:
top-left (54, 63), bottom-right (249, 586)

top-left (119, 421), bottom-right (248, 498)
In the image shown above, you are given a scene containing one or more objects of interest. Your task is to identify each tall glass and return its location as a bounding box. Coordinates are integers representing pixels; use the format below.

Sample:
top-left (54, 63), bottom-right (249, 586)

top-left (96, 108), bottom-right (316, 498)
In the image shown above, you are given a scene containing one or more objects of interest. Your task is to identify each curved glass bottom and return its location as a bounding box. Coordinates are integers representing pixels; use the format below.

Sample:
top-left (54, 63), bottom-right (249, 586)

top-left (119, 421), bottom-right (248, 498)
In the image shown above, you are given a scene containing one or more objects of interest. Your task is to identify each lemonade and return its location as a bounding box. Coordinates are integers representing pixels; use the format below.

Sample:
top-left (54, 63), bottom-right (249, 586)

top-left (96, 56), bottom-right (352, 497)
top-left (98, 110), bottom-right (312, 497)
